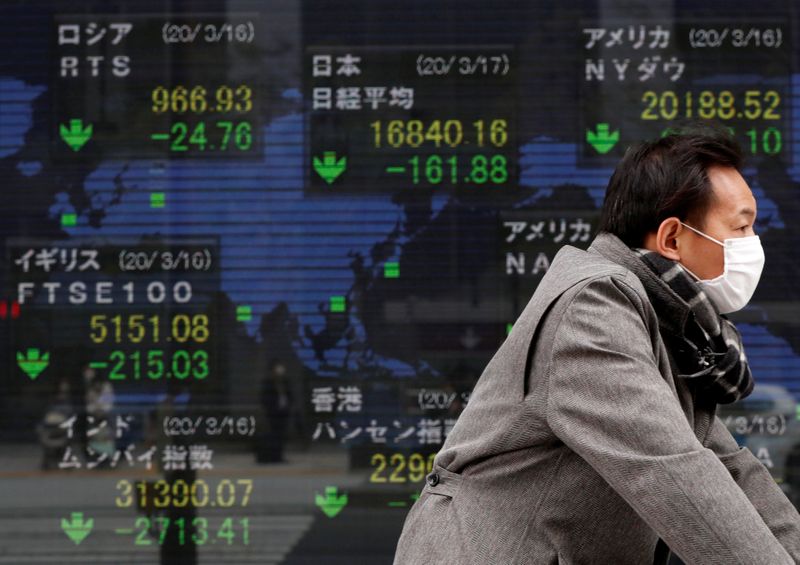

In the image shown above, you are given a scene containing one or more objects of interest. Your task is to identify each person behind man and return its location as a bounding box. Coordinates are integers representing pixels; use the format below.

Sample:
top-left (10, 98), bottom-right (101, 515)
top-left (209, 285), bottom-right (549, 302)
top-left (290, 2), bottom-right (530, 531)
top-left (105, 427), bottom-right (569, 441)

top-left (392, 121), bottom-right (800, 564)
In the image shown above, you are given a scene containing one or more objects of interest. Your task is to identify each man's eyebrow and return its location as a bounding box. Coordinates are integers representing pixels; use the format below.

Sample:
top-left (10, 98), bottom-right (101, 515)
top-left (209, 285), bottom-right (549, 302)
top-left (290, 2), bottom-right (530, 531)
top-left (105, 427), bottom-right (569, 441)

top-left (738, 207), bottom-right (756, 220)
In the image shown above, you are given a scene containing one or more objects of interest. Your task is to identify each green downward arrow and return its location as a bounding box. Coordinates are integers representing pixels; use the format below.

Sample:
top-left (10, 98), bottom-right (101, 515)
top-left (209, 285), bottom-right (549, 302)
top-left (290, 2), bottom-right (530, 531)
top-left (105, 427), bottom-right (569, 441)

top-left (315, 486), bottom-right (348, 518)
top-left (586, 123), bottom-right (619, 154)
top-left (61, 512), bottom-right (93, 545)
top-left (60, 119), bottom-right (93, 151)
top-left (17, 348), bottom-right (49, 380)
top-left (313, 151), bottom-right (347, 184)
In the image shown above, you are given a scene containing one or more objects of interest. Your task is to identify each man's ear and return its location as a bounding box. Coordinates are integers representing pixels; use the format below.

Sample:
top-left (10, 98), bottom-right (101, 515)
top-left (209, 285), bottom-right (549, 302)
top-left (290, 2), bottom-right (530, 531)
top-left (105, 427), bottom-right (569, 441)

top-left (654, 217), bottom-right (682, 261)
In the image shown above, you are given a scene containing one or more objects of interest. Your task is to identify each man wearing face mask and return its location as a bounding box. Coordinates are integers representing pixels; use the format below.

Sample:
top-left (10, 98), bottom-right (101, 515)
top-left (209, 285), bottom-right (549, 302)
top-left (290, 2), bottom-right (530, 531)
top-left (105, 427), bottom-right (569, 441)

top-left (393, 121), bottom-right (800, 565)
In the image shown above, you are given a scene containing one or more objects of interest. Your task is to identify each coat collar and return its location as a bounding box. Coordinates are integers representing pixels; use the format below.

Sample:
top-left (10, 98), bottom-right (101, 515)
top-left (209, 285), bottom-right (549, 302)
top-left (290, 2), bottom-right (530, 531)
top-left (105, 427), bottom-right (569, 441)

top-left (587, 231), bottom-right (693, 339)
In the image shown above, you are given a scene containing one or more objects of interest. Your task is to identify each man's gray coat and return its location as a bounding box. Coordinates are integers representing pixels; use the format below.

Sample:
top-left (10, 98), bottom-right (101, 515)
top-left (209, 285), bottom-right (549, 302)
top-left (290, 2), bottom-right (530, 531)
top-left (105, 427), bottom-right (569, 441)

top-left (392, 232), bottom-right (800, 564)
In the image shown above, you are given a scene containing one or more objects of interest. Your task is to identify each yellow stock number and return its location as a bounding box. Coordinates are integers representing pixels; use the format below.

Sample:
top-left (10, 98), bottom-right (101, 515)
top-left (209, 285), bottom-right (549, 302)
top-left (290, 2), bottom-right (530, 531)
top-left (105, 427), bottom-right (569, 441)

top-left (152, 85), bottom-right (253, 114)
top-left (641, 89), bottom-right (780, 121)
top-left (370, 452), bottom-right (436, 483)
top-left (90, 314), bottom-right (209, 344)
top-left (116, 479), bottom-right (253, 508)
top-left (370, 119), bottom-right (508, 148)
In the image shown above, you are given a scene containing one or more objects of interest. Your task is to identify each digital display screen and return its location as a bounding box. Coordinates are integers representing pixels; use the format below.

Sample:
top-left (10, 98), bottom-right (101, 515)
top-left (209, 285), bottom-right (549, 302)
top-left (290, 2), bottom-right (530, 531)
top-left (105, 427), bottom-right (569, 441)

top-left (1, 1), bottom-right (798, 562)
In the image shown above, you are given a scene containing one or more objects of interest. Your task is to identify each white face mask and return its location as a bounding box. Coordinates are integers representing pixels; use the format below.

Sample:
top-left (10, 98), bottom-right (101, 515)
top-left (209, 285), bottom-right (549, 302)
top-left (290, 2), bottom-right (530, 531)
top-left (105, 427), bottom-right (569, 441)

top-left (677, 221), bottom-right (765, 314)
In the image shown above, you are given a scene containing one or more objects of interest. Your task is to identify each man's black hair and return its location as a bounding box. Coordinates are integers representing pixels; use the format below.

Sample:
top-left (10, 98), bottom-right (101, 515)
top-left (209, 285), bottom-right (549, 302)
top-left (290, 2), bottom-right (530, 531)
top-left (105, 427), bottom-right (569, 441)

top-left (597, 119), bottom-right (744, 248)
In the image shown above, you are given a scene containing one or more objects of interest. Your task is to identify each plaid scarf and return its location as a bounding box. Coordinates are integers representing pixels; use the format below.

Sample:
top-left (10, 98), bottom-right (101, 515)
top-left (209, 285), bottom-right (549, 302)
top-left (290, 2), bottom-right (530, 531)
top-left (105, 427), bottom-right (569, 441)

top-left (587, 232), bottom-right (754, 404)
top-left (630, 247), bottom-right (754, 404)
